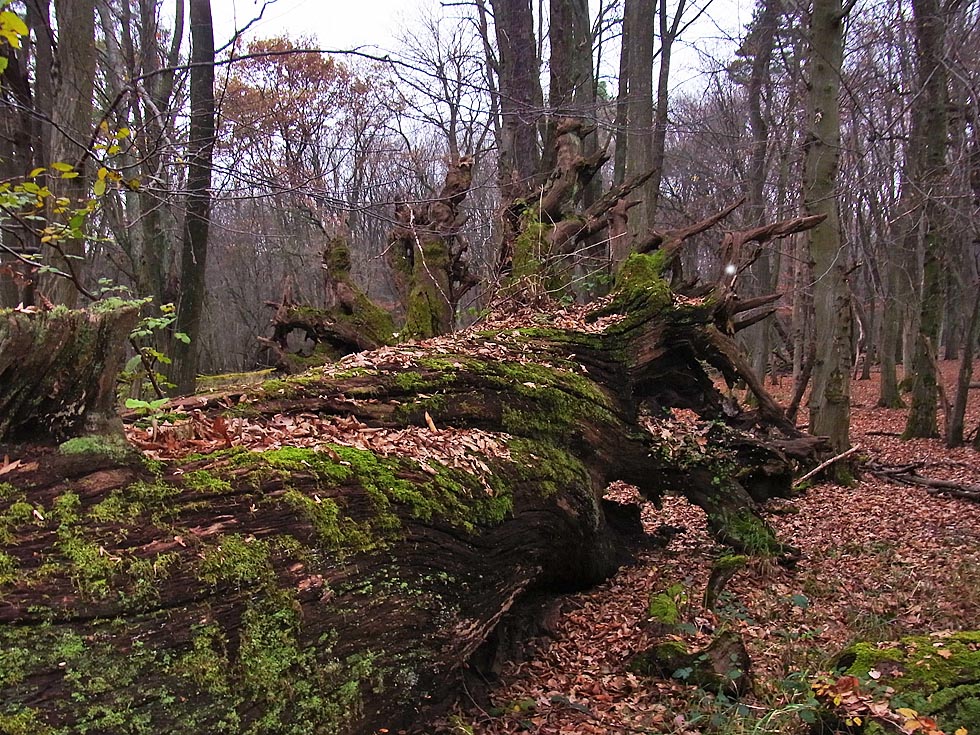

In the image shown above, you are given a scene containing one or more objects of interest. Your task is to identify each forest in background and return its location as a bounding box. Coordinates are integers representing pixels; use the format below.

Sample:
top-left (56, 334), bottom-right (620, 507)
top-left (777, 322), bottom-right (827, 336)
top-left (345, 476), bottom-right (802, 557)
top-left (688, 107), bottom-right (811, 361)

top-left (0, 0), bottom-right (977, 457)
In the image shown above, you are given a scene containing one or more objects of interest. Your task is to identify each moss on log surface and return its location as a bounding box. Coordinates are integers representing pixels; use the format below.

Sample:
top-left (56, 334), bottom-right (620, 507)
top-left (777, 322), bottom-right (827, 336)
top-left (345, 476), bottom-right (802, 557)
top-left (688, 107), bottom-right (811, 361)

top-left (0, 304), bottom-right (138, 441)
top-left (836, 632), bottom-right (980, 731)
top-left (0, 251), bottom-right (821, 734)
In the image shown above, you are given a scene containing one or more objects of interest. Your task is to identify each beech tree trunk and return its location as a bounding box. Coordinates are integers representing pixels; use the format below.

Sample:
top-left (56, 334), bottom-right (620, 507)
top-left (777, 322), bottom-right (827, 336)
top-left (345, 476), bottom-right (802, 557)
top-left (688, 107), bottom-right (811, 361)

top-left (903, 0), bottom-right (949, 439)
top-left (488, 0), bottom-right (542, 203)
top-left (37, 0), bottom-right (97, 308)
top-left (0, 221), bottom-right (825, 733)
top-left (621, 0), bottom-right (656, 240)
top-left (803, 0), bottom-right (852, 465)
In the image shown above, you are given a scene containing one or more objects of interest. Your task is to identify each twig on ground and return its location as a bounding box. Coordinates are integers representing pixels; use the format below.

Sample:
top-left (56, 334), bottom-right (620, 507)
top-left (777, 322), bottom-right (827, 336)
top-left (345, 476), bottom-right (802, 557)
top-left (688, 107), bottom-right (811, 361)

top-left (865, 460), bottom-right (980, 502)
top-left (793, 445), bottom-right (861, 488)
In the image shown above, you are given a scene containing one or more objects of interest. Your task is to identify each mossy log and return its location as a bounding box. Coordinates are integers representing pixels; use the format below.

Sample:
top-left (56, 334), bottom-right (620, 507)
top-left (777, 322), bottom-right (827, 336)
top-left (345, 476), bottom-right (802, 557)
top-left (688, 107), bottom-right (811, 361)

top-left (1, 230), bottom-right (823, 734)
top-left (0, 303), bottom-right (138, 442)
top-left (834, 632), bottom-right (980, 731)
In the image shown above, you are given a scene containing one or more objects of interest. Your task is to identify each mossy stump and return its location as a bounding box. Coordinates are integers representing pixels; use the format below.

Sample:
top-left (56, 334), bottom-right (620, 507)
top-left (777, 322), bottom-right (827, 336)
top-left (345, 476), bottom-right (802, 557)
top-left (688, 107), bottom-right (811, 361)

top-left (630, 631), bottom-right (752, 696)
top-left (0, 303), bottom-right (139, 441)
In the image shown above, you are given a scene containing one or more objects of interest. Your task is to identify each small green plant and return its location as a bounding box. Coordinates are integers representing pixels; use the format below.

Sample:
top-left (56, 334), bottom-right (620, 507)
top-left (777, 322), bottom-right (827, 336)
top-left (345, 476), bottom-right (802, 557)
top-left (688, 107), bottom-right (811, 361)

top-left (124, 397), bottom-right (170, 417)
top-left (119, 300), bottom-right (190, 400)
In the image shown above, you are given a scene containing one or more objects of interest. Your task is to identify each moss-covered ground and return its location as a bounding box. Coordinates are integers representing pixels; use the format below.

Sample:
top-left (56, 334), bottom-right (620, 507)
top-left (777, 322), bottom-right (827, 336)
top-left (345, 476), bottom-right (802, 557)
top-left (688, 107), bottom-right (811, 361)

top-left (837, 632), bottom-right (980, 730)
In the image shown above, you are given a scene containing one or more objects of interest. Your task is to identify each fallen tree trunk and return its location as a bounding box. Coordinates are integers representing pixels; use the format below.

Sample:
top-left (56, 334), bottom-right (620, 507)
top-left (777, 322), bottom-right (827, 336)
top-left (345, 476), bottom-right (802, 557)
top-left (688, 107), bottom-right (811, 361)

top-left (0, 220), bottom-right (824, 734)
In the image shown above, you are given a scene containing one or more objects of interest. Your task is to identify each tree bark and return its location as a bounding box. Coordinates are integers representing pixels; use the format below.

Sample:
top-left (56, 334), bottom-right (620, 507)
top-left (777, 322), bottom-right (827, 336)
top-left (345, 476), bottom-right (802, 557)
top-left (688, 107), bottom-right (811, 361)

top-left (173, 0), bottom-right (216, 394)
top-left (0, 216), bottom-right (825, 733)
top-left (544, 0), bottom-right (594, 169)
top-left (743, 0), bottom-right (780, 381)
top-left (903, 0), bottom-right (949, 439)
top-left (946, 282), bottom-right (980, 447)
top-left (803, 0), bottom-right (852, 465)
top-left (0, 8), bottom-right (40, 308)
top-left (262, 237), bottom-right (396, 372)
top-left (489, 0), bottom-right (542, 202)
top-left (622, 0), bottom-right (656, 241)
top-left (37, 0), bottom-right (97, 308)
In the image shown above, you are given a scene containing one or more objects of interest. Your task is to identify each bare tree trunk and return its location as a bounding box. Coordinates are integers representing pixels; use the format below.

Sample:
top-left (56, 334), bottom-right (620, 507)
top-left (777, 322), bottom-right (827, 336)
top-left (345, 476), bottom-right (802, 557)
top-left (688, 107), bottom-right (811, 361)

top-left (903, 0), bottom-right (949, 438)
top-left (544, 0), bottom-right (593, 166)
top-left (744, 0), bottom-right (781, 381)
top-left (0, 11), bottom-right (39, 307)
top-left (623, 0), bottom-right (655, 240)
top-left (877, 259), bottom-right (905, 406)
top-left (489, 0), bottom-right (542, 202)
top-left (173, 0), bottom-right (215, 394)
top-left (612, 2), bottom-right (631, 190)
top-left (947, 282), bottom-right (980, 447)
top-left (38, 0), bottom-right (97, 307)
top-left (803, 0), bottom-right (852, 465)
top-left (646, 0), bottom-right (687, 220)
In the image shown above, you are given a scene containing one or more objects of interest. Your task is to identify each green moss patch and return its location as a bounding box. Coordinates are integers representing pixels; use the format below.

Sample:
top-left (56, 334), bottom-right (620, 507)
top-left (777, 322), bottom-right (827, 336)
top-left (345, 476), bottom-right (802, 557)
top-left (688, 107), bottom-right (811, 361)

top-left (0, 489), bottom-right (46, 544)
top-left (0, 707), bottom-right (57, 735)
top-left (598, 251), bottom-right (673, 325)
top-left (648, 582), bottom-right (688, 626)
top-left (227, 445), bottom-right (516, 548)
top-left (836, 631), bottom-right (980, 731)
top-left (707, 508), bottom-right (782, 556)
top-left (59, 434), bottom-right (135, 463)
top-left (508, 439), bottom-right (590, 498)
top-left (89, 480), bottom-right (182, 525)
top-left (199, 535), bottom-right (275, 589)
top-left (0, 598), bottom-right (382, 735)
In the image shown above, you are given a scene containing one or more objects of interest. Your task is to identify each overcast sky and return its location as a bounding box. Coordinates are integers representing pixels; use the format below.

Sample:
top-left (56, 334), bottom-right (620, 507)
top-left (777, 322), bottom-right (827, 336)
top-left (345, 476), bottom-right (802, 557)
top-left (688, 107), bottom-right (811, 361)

top-left (207, 0), bottom-right (750, 89)
top-left (210, 0), bottom-right (422, 51)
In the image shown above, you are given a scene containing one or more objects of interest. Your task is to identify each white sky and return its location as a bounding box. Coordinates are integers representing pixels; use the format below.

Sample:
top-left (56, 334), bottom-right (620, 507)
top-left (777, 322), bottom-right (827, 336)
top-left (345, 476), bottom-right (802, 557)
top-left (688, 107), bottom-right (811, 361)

top-left (210, 0), bottom-right (418, 51)
top-left (208, 0), bottom-right (751, 85)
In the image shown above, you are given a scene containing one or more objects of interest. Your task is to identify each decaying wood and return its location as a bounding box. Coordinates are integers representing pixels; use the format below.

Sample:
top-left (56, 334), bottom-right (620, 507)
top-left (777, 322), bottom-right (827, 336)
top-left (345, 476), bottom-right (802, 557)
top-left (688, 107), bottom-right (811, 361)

top-left (717, 214), bottom-right (827, 273)
top-left (0, 304), bottom-right (139, 441)
top-left (0, 201), bottom-right (832, 734)
top-left (865, 460), bottom-right (980, 502)
top-left (631, 630), bottom-right (752, 697)
top-left (263, 239), bottom-right (395, 371)
top-left (637, 198), bottom-right (745, 260)
top-left (498, 119), bottom-right (656, 284)
top-left (387, 158), bottom-right (476, 337)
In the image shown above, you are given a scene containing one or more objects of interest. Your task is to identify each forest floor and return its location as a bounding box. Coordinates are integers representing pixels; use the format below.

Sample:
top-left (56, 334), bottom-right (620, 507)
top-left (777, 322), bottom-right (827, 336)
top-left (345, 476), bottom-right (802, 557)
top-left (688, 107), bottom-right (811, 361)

top-left (443, 361), bottom-right (980, 735)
